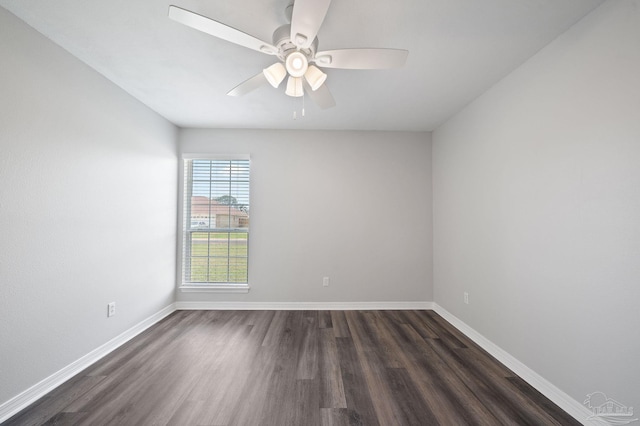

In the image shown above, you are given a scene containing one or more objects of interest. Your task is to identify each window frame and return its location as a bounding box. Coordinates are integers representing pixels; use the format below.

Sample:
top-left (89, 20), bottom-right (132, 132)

top-left (177, 154), bottom-right (251, 293)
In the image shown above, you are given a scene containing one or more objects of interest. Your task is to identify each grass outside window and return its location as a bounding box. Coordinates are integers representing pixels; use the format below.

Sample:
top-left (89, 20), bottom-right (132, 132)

top-left (188, 232), bottom-right (248, 283)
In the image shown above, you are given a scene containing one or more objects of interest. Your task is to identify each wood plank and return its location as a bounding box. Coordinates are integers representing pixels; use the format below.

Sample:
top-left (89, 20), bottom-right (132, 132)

top-left (295, 379), bottom-right (321, 426)
top-left (260, 309), bottom-right (289, 346)
top-left (384, 367), bottom-right (441, 425)
top-left (416, 310), bottom-right (468, 349)
top-left (229, 310), bottom-right (305, 426)
top-left (335, 336), bottom-right (380, 426)
top-left (318, 310), bottom-right (333, 329)
top-left (165, 399), bottom-right (205, 426)
top-left (330, 311), bottom-right (351, 338)
top-left (41, 411), bottom-right (89, 425)
top-left (174, 312), bottom-right (262, 425)
top-left (296, 311), bottom-right (319, 380)
top-left (382, 310), bottom-right (407, 324)
top-left (398, 310), bottom-right (440, 339)
top-left (368, 311), bottom-right (404, 368)
top-left (320, 408), bottom-right (359, 426)
top-left (318, 328), bottom-right (347, 409)
top-left (344, 311), bottom-right (409, 425)
top-left (202, 310), bottom-right (275, 425)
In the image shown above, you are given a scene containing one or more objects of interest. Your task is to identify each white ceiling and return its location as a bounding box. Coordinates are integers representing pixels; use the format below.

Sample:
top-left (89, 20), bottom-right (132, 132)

top-left (1, 0), bottom-right (603, 131)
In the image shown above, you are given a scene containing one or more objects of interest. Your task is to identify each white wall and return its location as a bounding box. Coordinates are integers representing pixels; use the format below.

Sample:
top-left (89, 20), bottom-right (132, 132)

top-left (0, 7), bottom-right (178, 407)
top-left (433, 0), bottom-right (640, 414)
top-left (179, 129), bottom-right (432, 304)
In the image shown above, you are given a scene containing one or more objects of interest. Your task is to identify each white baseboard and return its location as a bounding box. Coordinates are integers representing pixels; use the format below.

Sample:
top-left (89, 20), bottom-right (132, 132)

top-left (175, 301), bottom-right (434, 311)
top-left (431, 303), bottom-right (592, 425)
top-left (0, 303), bottom-right (176, 424)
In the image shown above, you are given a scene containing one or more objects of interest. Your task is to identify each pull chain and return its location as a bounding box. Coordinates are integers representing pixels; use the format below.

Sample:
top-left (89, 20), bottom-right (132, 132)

top-left (292, 94), bottom-right (297, 120)
top-left (292, 90), bottom-right (305, 120)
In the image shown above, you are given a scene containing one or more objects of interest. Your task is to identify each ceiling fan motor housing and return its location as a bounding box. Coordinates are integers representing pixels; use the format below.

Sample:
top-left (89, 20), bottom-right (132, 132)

top-left (272, 24), bottom-right (318, 64)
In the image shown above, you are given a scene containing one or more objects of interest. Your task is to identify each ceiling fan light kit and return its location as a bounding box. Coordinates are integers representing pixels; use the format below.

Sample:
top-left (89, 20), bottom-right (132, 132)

top-left (304, 65), bottom-right (327, 91)
top-left (168, 0), bottom-right (408, 109)
top-left (263, 62), bottom-right (287, 88)
top-left (285, 76), bottom-right (304, 97)
top-left (285, 51), bottom-right (308, 77)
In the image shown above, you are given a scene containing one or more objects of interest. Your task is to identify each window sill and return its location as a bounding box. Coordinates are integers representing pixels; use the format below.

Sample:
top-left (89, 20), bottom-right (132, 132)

top-left (180, 284), bottom-right (250, 294)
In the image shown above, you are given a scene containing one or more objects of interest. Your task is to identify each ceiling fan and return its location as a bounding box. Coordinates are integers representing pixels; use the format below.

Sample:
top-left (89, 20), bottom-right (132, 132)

top-left (168, 0), bottom-right (408, 109)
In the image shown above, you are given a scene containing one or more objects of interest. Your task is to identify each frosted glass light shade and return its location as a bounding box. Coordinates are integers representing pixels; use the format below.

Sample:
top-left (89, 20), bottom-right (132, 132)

top-left (304, 65), bottom-right (327, 91)
top-left (285, 76), bottom-right (304, 97)
top-left (263, 63), bottom-right (287, 88)
top-left (285, 51), bottom-right (308, 78)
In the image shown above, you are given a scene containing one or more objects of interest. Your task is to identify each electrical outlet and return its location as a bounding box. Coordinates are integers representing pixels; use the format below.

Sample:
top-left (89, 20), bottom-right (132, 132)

top-left (463, 292), bottom-right (469, 305)
top-left (107, 302), bottom-right (116, 317)
top-left (323, 277), bottom-right (330, 287)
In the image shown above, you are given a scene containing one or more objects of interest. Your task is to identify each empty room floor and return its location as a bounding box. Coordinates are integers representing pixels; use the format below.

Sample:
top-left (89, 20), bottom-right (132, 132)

top-left (4, 310), bottom-right (579, 425)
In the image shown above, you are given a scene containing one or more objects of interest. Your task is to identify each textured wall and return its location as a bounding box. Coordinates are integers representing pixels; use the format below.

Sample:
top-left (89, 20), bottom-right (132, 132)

top-left (433, 0), bottom-right (640, 413)
top-left (0, 8), bottom-right (178, 406)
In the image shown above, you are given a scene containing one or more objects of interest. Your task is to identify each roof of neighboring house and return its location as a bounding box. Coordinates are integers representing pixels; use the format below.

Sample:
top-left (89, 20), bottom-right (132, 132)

top-left (191, 196), bottom-right (248, 217)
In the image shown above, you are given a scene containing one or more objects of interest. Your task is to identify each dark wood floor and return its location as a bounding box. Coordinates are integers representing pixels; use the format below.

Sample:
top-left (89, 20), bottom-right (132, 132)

top-left (4, 310), bottom-right (579, 426)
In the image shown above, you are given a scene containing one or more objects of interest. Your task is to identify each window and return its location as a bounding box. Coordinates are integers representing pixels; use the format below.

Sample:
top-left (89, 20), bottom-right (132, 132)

top-left (180, 157), bottom-right (250, 292)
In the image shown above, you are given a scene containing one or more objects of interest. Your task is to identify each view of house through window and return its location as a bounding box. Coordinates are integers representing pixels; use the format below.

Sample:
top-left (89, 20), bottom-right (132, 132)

top-left (182, 158), bottom-right (249, 284)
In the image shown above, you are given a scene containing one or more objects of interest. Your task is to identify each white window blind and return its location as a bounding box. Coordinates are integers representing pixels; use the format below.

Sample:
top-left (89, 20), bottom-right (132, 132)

top-left (182, 158), bottom-right (250, 285)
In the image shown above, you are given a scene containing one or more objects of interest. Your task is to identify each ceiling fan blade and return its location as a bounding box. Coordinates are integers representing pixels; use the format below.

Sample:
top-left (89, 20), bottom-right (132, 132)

top-left (303, 80), bottom-right (336, 109)
top-left (227, 72), bottom-right (269, 97)
top-left (314, 48), bottom-right (408, 69)
top-left (290, 0), bottom-right (332, 49)
top-left (168, 5), bottom-right (278, 55)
